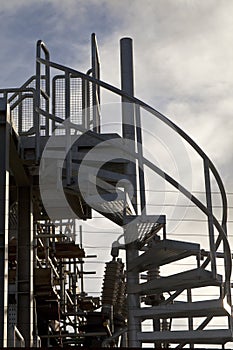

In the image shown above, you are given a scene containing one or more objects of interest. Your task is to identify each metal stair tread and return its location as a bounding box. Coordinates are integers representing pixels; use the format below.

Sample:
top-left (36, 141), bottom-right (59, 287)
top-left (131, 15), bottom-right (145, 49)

top-left (128, 268), bottom-right (222, 295)
top-left (123, 215), bottom-right (166, 243)
top-left (137, 329), bottom-right (233, 343)
top-left (128, 239), bottom-right (200, 272)
top-left (85, 192), bottom-right (135, 226)
top-left (133, 298), bottom-right (231, 319)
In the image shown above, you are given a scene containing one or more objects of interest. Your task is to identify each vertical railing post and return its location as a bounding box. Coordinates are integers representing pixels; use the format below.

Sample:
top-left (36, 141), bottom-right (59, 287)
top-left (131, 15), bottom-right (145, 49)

top-left (135, 104), bottom-right (146, 215)
top-left (87, 79), bottom-right (91, 130)
top-left (18, 91), bottom-right (23, 134)
top-left (65, 71), bottom-right (71, 185)
top-left (85, 69), bottom-right (92, 130)
top-left (82, 79), bottom-right (86, 128)
top-left (45, 46), bottom-right (50, 137)
top-left (204, 158), bottom-right (217, 278)
top-left (36, 41), bottom-right (42, 161)
top-left (91, 33), bottom-right (101, 133)
top-left (52, 76), bottom-right (56, 132)
top-left (187, 288), bottom-right (194, 349)
top-left (0, 98), bottom-right (10, 347)
top-left (36, 40), bottom-right (50, 160)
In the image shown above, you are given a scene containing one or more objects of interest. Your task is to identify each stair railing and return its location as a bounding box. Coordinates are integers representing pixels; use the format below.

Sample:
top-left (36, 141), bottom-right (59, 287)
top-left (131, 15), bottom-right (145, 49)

top-left (36, 56), bottom-right (231, 302)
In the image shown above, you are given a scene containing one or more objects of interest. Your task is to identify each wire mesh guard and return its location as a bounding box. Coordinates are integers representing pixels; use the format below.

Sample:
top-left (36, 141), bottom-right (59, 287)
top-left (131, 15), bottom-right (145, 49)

top-left (52, 76), bottom-right (83, 135)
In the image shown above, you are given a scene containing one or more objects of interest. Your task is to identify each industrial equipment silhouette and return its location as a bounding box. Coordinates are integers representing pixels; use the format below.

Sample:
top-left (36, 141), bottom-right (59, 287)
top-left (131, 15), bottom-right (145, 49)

top-left (0, 34), bottom-right (232, 348)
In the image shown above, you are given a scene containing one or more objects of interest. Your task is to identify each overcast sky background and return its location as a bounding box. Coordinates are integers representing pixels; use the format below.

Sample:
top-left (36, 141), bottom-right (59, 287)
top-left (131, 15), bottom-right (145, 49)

top-left (1, 1), bottom-right (233, 345)
top-left (0, 0), bottom-right (232, 183)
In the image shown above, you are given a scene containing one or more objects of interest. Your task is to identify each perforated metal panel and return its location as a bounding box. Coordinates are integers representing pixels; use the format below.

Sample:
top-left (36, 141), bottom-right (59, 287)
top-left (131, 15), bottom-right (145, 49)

top-left (21, 97), bottom-right (34, 132)
top-left (70, 77), bottom-right (83, 125)
top-left (8, 304), bottom-right (17, 326)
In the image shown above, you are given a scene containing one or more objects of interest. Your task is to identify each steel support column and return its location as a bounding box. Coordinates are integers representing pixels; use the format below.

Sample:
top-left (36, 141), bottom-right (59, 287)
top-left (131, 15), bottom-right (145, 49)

top-left (125, 240), bottom-right (141, 347)
top-left (0, 98), bottom-right (10, 347)
top-left (17, 186), bottom-right (33, 347)
top-left (124, 209), bottom-right (141, 347)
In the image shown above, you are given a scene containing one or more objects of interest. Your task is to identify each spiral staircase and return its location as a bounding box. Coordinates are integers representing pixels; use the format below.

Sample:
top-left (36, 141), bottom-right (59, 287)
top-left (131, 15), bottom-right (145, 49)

top-left (0, 34), bottom-right (232, 348)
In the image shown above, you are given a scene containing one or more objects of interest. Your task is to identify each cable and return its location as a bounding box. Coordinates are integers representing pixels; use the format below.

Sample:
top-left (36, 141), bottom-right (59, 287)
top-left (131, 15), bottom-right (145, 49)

top-left (124, 189), bottom-right (233, 195)
top-left (146, 203), bottom-right (233, 209)
top-left (89, 217), bottom-right (233, 222)
top-left (82, 231), bottom-right (233, 237)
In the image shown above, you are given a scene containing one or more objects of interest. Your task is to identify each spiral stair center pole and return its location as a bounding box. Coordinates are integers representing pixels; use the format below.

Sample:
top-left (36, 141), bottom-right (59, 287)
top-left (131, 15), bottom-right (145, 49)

top-left (120, 37), bottom-right (141, 347)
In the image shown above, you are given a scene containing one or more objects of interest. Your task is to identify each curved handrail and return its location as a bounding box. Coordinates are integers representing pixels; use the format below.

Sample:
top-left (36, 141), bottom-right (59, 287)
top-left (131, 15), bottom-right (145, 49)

top-left (0, 87), bottom-right (36, 134)
top-left (37, 57), bottom-right (228, 227)
top-left (36, 57), bottom-right (231, 296)
top-left (37, 106), bottom-right (232, 297)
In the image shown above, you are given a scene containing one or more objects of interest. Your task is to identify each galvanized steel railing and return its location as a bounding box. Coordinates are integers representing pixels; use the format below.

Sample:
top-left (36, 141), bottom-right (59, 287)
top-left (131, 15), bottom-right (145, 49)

top-left (35, 56), bottom-right (231, 301)
top-left (0, 41), bottom-right (231, 302)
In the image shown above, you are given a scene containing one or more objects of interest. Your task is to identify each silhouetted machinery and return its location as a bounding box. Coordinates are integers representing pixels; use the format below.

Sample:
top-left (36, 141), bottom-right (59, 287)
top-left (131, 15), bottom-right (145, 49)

top-left (0, 34), bottom-right (232, 348)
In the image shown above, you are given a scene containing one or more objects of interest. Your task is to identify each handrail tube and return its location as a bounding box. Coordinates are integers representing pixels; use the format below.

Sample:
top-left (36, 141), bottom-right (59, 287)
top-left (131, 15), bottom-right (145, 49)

top-left (91, 33), bottom-right (101, 132)
top-left (38, 57), bottom-right (227, 231)
top-left (10, 93), bottom-right (34, 111)
top-left (18, 91), bottom-right (23, 133)
top-left (37, 40), bottom-right (50, 96)
top-left (82, 79), bottom-right (86, 128)
top-left (8, 75), bottom-right (36, 103)
top-left (142, 156), bottom-right (232, 292)
top-left (37, 106), bottom-right (231, 295)
top-left (36, 59), bottom-right (231, 296)
top-left (13, 325), bottom-right (25, 347)
top-left (6, 75), bottom-right (46, 139)
top-left (37, 57), bottom-right (227, 232)
top-left (0, 88), bottom-right (36, 133)
top-left (40, 88), bottom-right (49, 101)
top-left (36, 41), bottom-right (50, 159)
top-left (204, 158), bottom-right (217, 278)
top-left (0, 87), bottom-right (35, 95)
top-left (37, 40), bottom-right (50, 57)
top-left (135, 104), bottom-right (146, 214)
top-left (65, 71), bottom-right (71, 185)
top-left (36, 50), bottom-right (41, 161)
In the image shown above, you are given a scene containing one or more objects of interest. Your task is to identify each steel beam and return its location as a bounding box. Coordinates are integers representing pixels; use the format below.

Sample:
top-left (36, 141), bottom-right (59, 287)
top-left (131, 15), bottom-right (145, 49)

top-left (0, 98), bottom-right (10, 347)
top-left (17, 186), bottom-right (33, 347)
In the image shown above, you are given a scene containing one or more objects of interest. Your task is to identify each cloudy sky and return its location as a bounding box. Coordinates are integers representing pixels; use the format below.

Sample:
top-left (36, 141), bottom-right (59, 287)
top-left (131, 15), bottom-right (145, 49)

top-left (1, 0), bottom-right (233, 344)
top-left (0, 0), bottom-right (232, 177)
